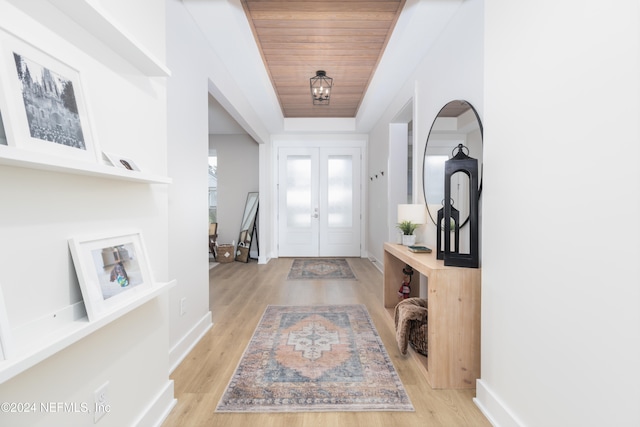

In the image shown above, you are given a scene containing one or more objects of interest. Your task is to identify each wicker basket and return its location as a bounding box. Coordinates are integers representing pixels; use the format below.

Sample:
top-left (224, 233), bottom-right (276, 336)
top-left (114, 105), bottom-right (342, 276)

top-left (408, 320), bottom-right (428, 356)
top-left (235, 245), bottom-right (250, 263)
top-left (217, 244), bottom-right (235, 263)
top-left (394, 297), bottom-right (428, 356)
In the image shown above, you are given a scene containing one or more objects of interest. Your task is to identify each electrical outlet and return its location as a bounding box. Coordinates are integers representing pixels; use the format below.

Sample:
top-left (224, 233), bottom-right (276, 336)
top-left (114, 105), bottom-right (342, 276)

top-left (94, 381), bottom-right (109, 423)
top-left (180, 297), bottom-right (187, 316)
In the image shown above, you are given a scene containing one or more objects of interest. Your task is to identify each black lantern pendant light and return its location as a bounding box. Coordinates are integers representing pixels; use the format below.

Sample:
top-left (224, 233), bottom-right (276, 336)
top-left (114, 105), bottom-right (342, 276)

top-left (443, 144), bottom-right (479, 268)
top-left (310, 70), bottom-right (332, 105)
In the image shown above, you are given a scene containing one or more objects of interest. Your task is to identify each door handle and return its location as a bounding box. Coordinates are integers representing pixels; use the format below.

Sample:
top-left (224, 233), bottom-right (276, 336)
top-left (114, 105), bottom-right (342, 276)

top-left (312, 208), bottom-right (319, 219)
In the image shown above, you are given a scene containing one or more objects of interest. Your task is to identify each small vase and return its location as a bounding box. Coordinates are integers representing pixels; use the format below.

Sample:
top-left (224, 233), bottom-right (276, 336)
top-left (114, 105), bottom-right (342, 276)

top-left (402, 234), bottom-right (416, 246)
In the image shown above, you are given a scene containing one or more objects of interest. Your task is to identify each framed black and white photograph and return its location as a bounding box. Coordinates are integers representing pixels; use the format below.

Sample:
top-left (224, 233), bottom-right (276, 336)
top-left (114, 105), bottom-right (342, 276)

top-left (0, 72), bottom-right (11, 147)
top-left (103, 152), bottom-right (141, 171)
top-left (0, 110), bottom-right (7, 146)
top-left (0, 30), bottom-right (98, 162)
top-left (69, 231), bottom-right (155, 322)
top-left (0, 283), bottom-right (14, 361)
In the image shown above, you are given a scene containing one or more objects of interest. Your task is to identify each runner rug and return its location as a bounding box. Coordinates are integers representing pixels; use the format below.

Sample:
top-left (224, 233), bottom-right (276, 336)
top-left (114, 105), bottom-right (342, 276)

top-left (215, 304), bottom-right (413, 413)
top-left (286, 258), bottom-right (357, 280)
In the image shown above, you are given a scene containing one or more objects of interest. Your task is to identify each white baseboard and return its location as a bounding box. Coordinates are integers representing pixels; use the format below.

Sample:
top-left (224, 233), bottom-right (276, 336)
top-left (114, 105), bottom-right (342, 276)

top-left (169, 311), bottom-right (213, 374)
top-left (474, 379), bottom-right (523, 427)
top-left (134, 379), bottom-right (176, 427)
top-left (367, 254), bottom-right (383, 273)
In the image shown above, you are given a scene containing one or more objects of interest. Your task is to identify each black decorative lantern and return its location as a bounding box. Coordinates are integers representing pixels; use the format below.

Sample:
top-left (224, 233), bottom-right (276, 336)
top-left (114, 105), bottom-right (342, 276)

top-left (436, 200), bottom-right (459, 260)
top-left (310, 70), bottom-right (332, 105)
top-left (443, 144), bottom-right (479, 268)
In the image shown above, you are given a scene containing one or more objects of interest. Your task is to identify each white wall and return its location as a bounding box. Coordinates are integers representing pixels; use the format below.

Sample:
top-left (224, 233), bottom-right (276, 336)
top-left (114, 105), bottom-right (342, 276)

top-left (477, 1), bottom-right (640, 426)
top-left (209, 134), bottom-right (259, 246)
top-left (165, 0), bottom-right (212, 371)
top-left (388, 122), bottom-right (410, 243)
top-left (0, 1), bottom-right (173, 425)
top-left (257, 141), bottom-right (273, 264)
top-left (165, 0), bottom-right (273, 368)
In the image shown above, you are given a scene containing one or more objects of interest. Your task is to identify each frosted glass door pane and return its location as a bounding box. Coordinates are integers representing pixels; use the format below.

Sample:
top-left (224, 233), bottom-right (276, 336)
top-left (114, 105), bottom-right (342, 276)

top-left (286, 155), bottom-right (311, 228)
top-left (327, 155), bottom-right (352, 227)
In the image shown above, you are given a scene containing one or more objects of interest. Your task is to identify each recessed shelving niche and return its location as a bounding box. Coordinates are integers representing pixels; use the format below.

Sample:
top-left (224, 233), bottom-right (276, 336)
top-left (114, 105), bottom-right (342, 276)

top-left (0, 0), bottom-right (174, 385)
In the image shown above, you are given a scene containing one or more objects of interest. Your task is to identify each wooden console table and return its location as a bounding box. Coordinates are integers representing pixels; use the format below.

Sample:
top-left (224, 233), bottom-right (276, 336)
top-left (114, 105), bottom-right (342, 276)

top-left (383, 242), bottom-right (481, 389)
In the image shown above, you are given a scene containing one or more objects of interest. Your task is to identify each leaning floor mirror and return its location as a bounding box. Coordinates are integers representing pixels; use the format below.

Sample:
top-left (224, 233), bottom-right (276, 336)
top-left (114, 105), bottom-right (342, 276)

top-left (235, 192), bottom-right (259, 262)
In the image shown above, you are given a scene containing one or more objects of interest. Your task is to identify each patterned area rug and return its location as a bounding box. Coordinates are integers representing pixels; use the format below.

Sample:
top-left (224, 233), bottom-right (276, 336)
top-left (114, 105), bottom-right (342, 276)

top-left (287, 258), bottom-right (357, 280)
top-left (216, 305), bottom-right (413, 413)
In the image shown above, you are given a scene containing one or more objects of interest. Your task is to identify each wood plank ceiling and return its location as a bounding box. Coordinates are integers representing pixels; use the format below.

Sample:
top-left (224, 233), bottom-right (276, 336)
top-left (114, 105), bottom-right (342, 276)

top-left (241, 0), bottom-right (406, 118)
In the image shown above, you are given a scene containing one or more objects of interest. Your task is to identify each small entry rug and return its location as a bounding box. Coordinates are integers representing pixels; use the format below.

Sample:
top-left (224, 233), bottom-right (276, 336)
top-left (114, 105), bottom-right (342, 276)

top-left (215, 304), bottom-right (413, 413)
top-left (287, 258), bottom-right (356, 280)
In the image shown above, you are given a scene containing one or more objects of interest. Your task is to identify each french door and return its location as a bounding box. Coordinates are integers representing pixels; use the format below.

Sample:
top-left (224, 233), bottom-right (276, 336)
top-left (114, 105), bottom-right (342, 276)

top-left (278, 146), bottom-right (361, 257)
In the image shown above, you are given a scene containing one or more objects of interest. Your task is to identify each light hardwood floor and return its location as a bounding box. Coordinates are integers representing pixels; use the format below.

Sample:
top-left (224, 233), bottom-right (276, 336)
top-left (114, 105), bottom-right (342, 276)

top-left (163, 257), bottom-right (491, 427)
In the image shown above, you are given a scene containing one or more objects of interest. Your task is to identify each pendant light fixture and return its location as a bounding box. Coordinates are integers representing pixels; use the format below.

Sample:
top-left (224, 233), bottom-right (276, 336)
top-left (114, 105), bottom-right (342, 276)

top-left (310, 70), bottom-right (332, 105)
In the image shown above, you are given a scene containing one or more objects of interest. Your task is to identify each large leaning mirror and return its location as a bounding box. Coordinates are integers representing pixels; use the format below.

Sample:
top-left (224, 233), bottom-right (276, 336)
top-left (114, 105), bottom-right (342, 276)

top-left (422, 100), bottom-right (483, 229)
top-left (236, 192), bottom-right (259, 262)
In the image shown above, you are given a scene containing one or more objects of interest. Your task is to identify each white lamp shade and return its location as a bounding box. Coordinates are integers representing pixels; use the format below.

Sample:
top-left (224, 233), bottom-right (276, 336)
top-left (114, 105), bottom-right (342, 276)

top-left (397, 204), bottom-right (427, 224)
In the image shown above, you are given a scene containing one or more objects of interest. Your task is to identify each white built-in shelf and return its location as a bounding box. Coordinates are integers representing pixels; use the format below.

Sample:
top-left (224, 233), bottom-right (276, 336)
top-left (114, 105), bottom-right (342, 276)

top-left (47, 0), bottom-right (171, 76)
top-left (0, 279), bottom-right (176, 384)
top-left (6, 0), bottom-right (170, 76)
top-left (0, 145), bottom-right (172, 184)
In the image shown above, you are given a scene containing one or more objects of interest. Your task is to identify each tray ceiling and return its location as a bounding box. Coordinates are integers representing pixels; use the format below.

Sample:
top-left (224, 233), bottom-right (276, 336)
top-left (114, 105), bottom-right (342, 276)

top-left (241, 0), bottom-right (406, 118)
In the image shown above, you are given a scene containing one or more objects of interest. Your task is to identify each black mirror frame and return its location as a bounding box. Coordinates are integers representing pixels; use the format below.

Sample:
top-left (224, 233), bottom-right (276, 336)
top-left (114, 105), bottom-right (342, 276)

top-left (422, 100), bottom-right (483, 229)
